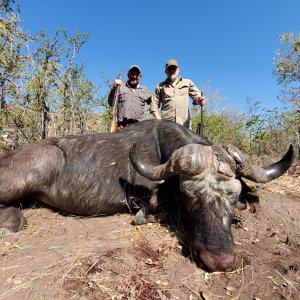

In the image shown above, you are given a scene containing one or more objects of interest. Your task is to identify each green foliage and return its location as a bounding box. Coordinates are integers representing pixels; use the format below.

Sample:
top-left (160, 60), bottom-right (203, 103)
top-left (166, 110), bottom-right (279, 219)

top-left (0, 0), bottom-right (28, 108)
top-left (273, 32), bottom-right (300, 154)
top-left (0, 104), bottom-right (41, 146)
top-left (273, 32), bottom-right (300, 88)
top-left (244, 98), bottom-right (269, 155)
top-left (0, 1), bottom-right (298, 162)
top-left (192, 106), bottom-right (247, 150)
top-left (0, 7), bottom-right (108, 144)
top-left (191, 92), bottom-right (298, 161)
top-left (189, 33), bottom-right (300, 160)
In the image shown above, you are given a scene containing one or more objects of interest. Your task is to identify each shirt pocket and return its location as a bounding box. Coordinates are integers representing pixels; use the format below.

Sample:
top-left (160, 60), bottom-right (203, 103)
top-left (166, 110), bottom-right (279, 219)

top-left (137, 93), bottom-right (146, 111)
top-left (162, 86), bottom-right (174, 98)
top-left (138, 91), bottom-right (147, 102)
top-left (177, 85), bottom-right (189, 96)
top-left (119, 90), bottom-right (130, 102)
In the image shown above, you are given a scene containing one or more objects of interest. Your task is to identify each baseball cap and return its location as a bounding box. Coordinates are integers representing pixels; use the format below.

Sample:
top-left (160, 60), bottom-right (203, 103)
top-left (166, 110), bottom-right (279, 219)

top-left (165, 59), bottom-right (179, 69)
top-left (128, 65), bottom-right (141, 73)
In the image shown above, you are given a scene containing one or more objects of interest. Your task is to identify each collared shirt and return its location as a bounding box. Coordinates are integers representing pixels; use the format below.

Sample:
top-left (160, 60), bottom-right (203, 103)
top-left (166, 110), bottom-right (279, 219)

top-left (111, 82), bottom-right (151, 122)
top-left (150, 77), bottom-right (202, 127)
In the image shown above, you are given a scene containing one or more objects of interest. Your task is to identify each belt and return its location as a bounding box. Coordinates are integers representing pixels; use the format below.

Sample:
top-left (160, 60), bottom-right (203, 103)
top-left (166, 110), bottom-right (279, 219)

top-left (117, 119), bottom-right (138, 127)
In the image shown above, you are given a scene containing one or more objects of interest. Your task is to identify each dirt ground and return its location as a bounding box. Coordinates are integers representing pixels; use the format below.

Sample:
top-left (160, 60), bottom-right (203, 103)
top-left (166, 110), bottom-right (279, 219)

top-left (0, 171), bottom-right (299, 299)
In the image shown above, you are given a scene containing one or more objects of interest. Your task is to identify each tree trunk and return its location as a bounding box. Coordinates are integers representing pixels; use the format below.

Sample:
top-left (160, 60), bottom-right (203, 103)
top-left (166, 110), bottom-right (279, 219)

top-left (0, 80), bottom-right (7, 110)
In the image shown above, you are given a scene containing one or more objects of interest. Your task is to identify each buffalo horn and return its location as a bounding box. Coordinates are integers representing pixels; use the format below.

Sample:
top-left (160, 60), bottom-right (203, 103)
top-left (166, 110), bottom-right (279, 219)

top-left (236, 144), bottom-right (296, 183)
top-left (129, 143), bottom-right (212, 181)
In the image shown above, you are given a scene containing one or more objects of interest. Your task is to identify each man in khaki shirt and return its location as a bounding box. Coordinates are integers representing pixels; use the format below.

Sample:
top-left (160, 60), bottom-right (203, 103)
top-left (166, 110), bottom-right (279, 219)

top-left (151, 59), bottom-right (206, 128)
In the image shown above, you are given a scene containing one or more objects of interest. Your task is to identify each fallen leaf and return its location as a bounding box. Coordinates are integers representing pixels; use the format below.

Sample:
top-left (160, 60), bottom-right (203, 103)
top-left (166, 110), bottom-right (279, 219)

top-left (279, 235), bottom-right (289, 244)
top-left (225, 286), bottom-right (235, 291)
top-left (145, 258), bottom-right (153, 265)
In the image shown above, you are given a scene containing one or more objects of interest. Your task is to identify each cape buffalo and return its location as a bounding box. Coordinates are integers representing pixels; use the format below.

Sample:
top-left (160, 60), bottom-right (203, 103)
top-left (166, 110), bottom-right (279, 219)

top-left (0, 120), bottom-right (295, 271)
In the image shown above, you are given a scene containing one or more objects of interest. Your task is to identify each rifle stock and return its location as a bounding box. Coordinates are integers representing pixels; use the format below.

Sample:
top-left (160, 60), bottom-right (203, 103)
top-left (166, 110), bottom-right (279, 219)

top-left (110, 108), bottom-right (118, 133)
top-left (110, 85), bottom-right (120, 133)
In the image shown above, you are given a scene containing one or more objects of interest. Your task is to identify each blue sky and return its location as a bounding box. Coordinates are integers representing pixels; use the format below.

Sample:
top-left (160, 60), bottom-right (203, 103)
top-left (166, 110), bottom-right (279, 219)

top-left (18, 0), bottom-right (300, 112)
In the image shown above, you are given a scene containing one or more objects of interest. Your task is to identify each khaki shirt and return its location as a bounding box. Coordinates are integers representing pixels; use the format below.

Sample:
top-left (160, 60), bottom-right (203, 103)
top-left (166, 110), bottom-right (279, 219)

top-left (109, 82), bottom-right (151, 122)
top-left (150, 77), bottom-right (202, 127)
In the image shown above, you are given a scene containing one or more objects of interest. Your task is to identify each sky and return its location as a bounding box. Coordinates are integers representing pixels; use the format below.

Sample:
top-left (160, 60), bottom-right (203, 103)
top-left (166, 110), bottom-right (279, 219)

top-left (17, 0), bottom-right (300, 113)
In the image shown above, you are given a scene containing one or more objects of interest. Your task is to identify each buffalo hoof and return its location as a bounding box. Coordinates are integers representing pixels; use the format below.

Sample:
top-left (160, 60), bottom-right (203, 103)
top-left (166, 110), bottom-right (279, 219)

top-left (237, 190), bottom-right (259, 213)
top-left (132, 208), bottom-right (147, 225)
top-left (0, 207), bottom-right (27, 234)
top-left (132, 208), bottom-right (156, 225)
top-left (236, 201), bottom-right (247, 210)
top-left (0, 227), bottom-right (15, 236)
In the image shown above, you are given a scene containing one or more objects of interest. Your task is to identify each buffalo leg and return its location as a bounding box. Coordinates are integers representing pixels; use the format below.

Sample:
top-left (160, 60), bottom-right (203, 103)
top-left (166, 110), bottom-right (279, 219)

top-left (132, 189), bottom-right (158, 225)
top-left (0, 206), bottom-right (27, 235)
top-left (238, 179), bottom-right (259, 213)
top-left (0, 142), bottom-right (63, 233)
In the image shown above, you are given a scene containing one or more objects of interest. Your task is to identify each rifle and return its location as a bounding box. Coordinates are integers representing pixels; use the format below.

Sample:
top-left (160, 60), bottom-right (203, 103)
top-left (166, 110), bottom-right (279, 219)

top-left (196, 92), bottom-right (205, 137)
top-left (110, 84), bottom-right (120, 133)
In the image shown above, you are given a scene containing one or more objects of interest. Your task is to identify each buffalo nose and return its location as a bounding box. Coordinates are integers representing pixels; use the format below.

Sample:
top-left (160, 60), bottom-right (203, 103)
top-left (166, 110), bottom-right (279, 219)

top-left (200, 250), bottom-right (236, 272)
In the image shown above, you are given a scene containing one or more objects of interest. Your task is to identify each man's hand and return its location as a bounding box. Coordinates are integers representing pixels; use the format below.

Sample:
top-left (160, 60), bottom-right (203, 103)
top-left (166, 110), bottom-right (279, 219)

top-left (152, 111), bottom-right (162, 120)
top-left (113, 79), bottom-right (123, 87)
top-left (195, 95), bottom-right (206, 106)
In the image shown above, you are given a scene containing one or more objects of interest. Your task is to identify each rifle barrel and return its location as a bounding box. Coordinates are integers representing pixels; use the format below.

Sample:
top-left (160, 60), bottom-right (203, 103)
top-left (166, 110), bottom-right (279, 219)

top-left (110, 85), bottom-right (120, 133)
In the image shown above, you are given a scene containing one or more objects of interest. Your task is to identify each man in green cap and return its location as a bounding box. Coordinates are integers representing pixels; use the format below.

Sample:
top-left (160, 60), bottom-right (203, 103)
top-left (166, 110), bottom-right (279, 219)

top-left (108, 65), bottom-right (151, 128)
top-left (150, 59), bottom-right (206, 128)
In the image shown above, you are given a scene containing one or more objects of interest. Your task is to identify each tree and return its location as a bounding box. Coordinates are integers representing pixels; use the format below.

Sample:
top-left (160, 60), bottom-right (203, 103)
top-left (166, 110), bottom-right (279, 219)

top-left (191, 85), bottom-right (247, 152)
top-left (55, 30), bottom-right (100, 135)
top-left (0, 0), bottom-right (28, 110)
top-left (0, 1), bottom-right (109, 149)
top-left (245, 97), bottom-right (269, 155)
top-left (25, 29), bottom-right (99, 138)
top-left (273, 32), bottom-right (300, 104)
top-left (57, 65), bottom-right (102, 135)
top-left (25, 30), bottom-right (63, 139)
top-left (273, 32), bottom-right (300, 153)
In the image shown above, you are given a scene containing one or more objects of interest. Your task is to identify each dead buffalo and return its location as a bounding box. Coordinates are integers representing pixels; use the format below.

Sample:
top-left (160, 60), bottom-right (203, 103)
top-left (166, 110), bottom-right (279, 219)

top-left (0, 120), bottom-right (295, 271)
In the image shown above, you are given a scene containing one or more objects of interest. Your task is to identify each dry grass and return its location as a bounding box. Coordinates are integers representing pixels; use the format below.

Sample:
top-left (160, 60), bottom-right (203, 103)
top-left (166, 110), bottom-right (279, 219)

top-left (0, 208), bottom-right (187, 299)
top-left (0, 179), bottom-right (300, 299)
